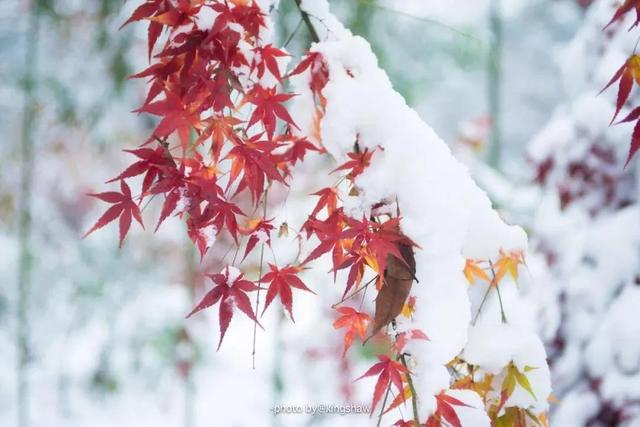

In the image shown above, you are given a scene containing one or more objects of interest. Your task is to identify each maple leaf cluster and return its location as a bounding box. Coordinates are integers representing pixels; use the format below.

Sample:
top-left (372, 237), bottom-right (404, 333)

top-left (83, 1), bottom-right (544, 425)
top-left (84, 0), bottom-right (321, 347)
top-left (87, 0), bottom-right (320, 253)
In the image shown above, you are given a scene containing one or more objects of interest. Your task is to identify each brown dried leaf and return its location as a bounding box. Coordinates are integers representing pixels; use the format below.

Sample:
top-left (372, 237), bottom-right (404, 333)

top-left (368, 243), bottom-right (416, 339)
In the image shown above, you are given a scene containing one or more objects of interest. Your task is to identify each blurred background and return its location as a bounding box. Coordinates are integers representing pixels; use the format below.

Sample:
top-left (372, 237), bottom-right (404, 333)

top-left (1, 0), bottom-right (639, 426)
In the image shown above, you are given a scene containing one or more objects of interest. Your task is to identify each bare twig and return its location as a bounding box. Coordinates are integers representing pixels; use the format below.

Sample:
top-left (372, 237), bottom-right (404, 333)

top-left (376, 383), bottom-right (392, 427)
top-left (294, 0), bottom-right (320, 43)
top-left (489, 260), bottom-right (507, 323)
top-left (252, 188), bottom-right (269, 369)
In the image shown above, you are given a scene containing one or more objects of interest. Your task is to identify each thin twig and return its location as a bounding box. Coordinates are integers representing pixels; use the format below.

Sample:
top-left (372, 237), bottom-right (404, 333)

top-left (391, 320), bottom-right (420, 426)
top-left (331, 275), bottom-right (378, 308)
top-left (489, 260), bottom-right (507, 323)
top-left (355, 0), bottom-right (482, 43)
top-left (399, 354), bottom-right (420, 426)
top-left (472, 284), bottom-right (492, 326)
top-left (294, 0), bottom-right (320, 43)
top-left (376, 383), bottom-right (392, 427)
top-left (283, 17), bottom-right (303, 48)
top-left (252, 188), bottom-right (269, 369)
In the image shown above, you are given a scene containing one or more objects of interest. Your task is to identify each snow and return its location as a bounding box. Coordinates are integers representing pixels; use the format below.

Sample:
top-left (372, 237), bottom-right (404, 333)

top-left (291, 0), bottom-right (548, 421)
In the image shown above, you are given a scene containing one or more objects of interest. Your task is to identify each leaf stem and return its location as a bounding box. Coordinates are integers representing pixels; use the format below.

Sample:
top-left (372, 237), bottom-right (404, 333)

top-left (391, 320), bottom-right (420, 426)
top-left (376, 383), bottom-right (392, 427)
top-left (331, 275), bottom-right (378, 308)
top-left (472, 284), bottom-right (492, 326)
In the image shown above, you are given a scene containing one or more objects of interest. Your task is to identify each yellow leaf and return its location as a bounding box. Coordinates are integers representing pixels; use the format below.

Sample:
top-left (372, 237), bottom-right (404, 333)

top-left (383, 384), bottom-right (412, 415)
top-left (463, 259), bottom-right (490, 284)
top-left (628, 54), bottom-right (640, 85)
top-left (494, 250), bottom-right (524, 284)
top-left (401, 296), bottom-right (416, 318)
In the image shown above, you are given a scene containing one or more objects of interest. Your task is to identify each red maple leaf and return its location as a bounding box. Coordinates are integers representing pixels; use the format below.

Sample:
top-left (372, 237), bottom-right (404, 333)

top-left (616, 106), bottom-right (640, 165)
top-left (333, 307), bottom-right (370, 355)
top-left (426, 392), bottom-right (472, 427)
top-left (136, 88), bottom-right (205, 152)
top-left (210, 1), bottom-right (266, 38)
top-left (340, 216), bottom-right (416, 279)
top-left (226, 134), bottom-right (285, 201)
top-left (239, 217), bottom-right (275, 261)
top-left (604, 0), bottom-right (640, 29)
top-left (333, 249), bottom-right (368, 297)
top-left (106, 146), bottom-right (171, 196)
top-left (246, 86), bottom-right (298, 139)
top-left (332, 147), bottom-right (375, 180)
top-left (601, 55), bottom-right (640, 124)
top-left (356, 355), bottom-right (407, 414)
top-left (276, 135), bottom-right (321, 171)
top-left (196, 115), bottom-right (243, 161)
top-left (84, 180), bottom-right (144, 247)
top-left (301, 208), bottom-right (348, 272)
top-left (120, 0), bottom-right (169, 59)
top-left (207, 198), bottom-right (245, 244)
top-left (259, 264), bottom-right (315, 321)
top-left (252, 44), bottom-right (288, 81)
top-left (288, 51), bottom-right (329, 98)
top-left (393, 329), bottom-right (429, 354)
top-left (601, 54), bottom-right (640, 164)
top-left (310, 187), bottom-right (339, 217)
top-left (187, 267), bottom-right (262, 350)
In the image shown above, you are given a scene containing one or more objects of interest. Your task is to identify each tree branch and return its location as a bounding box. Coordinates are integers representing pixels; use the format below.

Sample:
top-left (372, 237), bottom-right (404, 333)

top-left (294, 0), bottom-right (320, 43)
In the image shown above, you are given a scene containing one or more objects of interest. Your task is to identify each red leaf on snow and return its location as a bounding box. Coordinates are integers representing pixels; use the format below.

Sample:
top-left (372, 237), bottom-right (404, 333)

top-left (332, 147), bottom-right (375, 180)
top-left (287, 51), bottom-right (329, 98)
top-left (84, 180), bottom-right (144, 247)
top-left (355, 355), bottom-right (407, 414)
top-left (259, 264), bottom-right (315, 321)
top-left (333, 307), bottom-right (370, 355)
top-left (187, 266), bottom-right (262, 350)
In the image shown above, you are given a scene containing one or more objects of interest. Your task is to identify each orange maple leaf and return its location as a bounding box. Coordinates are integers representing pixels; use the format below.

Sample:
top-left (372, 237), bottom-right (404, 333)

top-left (333, 306), bottom-right (370, 355)
top-left (463, 259), bottom-right (490, 284)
